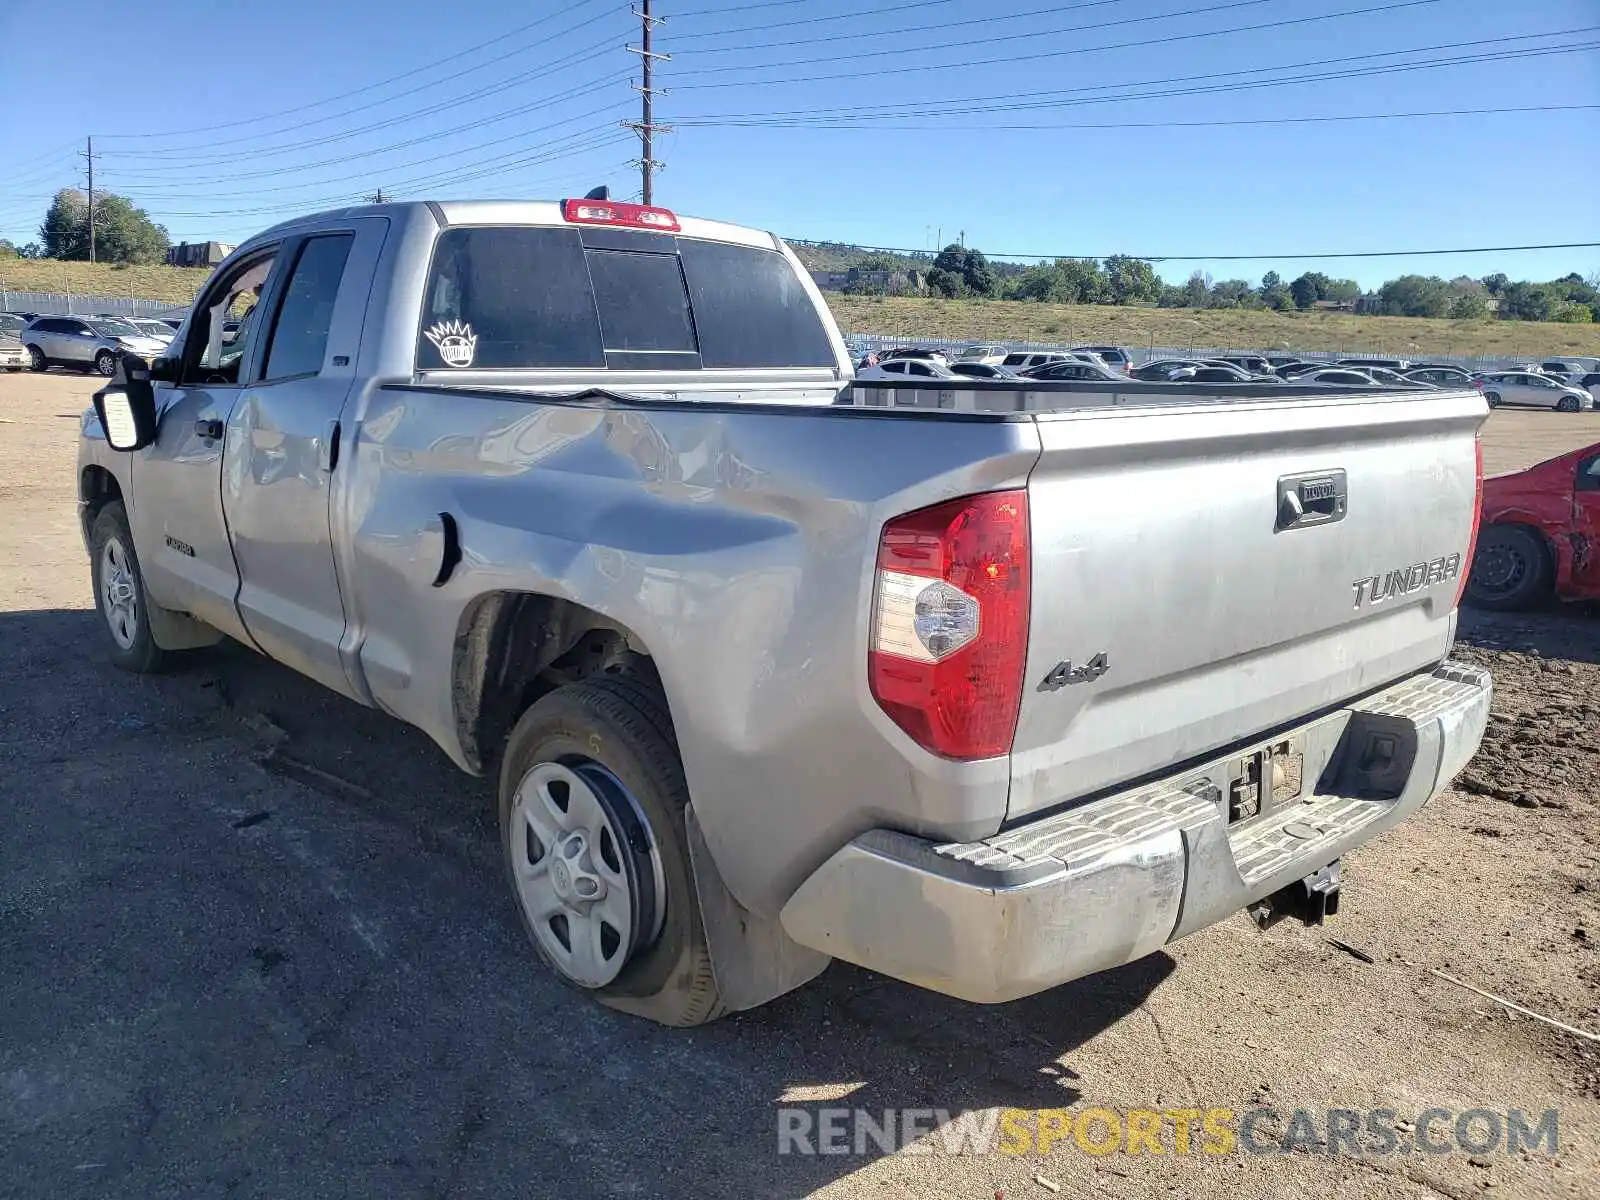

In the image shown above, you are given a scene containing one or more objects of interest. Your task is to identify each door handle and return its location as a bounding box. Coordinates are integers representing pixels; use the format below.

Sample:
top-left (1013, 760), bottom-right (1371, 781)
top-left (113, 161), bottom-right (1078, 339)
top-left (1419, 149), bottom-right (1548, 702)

top-left (319, 419), bottom-right (341, 472)
top-left (194, 418), bottom-right (223, 440)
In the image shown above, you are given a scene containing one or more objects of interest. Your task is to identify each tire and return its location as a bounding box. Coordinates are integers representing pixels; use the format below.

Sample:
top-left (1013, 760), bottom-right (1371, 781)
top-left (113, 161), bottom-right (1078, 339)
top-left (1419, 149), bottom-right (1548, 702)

top-left (1483, 391), bottom-right (1500, 408)
top-left (1556, 395), bottom-right (1581, 413)
top-left (26, 344), bottom-right (47, 372)
top-left (497, 674), bottom-right (723, 1027)
top-left (1465, 524), bottom-right (1551, 611)
top-left (89, 501), bottom-right (173, 673)
top-left (94, 349), bottom-right (117, 376)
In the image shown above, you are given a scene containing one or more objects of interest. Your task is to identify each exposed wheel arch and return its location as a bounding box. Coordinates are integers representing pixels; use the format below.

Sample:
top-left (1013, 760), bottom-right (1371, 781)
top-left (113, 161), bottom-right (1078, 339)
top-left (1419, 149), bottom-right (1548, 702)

top-left (1465, 522), bottom-right (1554, 611)
top-left (451, 591), bottom-right (661, 774)
top-left (79, 465), bottom-right (125, 545)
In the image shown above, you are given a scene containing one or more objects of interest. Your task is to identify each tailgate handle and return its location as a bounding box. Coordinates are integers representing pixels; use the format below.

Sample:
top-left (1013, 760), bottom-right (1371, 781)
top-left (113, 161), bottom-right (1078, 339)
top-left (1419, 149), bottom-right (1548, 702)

top-left (1276, 470), bottom-right (1347, 532)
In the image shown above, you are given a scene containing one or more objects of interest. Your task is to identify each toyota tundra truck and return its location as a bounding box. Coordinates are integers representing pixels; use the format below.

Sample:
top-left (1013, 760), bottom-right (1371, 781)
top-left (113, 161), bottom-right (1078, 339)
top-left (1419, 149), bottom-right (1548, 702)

top-left (78, 198), bottom-right (1491, 1025)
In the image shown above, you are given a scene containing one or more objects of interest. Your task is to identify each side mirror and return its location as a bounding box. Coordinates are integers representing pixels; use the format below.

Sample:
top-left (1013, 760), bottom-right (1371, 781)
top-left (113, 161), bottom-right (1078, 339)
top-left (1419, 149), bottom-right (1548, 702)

top-left (92, 353), bottom-right (159, 452)
top-left (150, 354), bottom-right (180, 382)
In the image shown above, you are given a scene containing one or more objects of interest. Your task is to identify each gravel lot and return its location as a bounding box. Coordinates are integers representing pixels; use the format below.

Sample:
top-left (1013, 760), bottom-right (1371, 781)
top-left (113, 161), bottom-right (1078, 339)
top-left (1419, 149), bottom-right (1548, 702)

top-left (1, 372), bottom-right (1596, 1199)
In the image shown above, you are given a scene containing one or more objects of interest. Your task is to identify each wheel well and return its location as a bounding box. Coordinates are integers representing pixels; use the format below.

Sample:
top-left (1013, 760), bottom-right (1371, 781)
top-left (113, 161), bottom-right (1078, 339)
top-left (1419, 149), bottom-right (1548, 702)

top-left (1479, 521), bottom-right (1557, 577)
top-left (452, 592), bottom-right (659, 774)
top-left (80, 465), bottom-right (123, 538)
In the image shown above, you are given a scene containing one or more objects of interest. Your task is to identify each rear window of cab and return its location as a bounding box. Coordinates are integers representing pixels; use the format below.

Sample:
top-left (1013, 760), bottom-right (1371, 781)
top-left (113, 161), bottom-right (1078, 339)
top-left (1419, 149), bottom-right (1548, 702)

top-left (417, 226), bottom-right (836, 372)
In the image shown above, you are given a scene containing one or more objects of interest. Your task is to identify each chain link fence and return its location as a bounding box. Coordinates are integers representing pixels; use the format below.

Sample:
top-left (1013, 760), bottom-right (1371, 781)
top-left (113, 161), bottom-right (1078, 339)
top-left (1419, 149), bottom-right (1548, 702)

top-left (0, 289), bottom-right (188, 319)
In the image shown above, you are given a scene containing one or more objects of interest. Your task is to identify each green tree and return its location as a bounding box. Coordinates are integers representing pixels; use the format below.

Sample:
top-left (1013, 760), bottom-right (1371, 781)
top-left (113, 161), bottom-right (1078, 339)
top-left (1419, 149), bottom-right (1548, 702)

top-left (1550, 302), bottom-right (1593, 324)
top-left (1183, 270), bottom-right (1210, 308)
top-left (0, 238), bottom-right (16, 259)
top-left (1499, 281), bottom-right (1553, 321)
top-left (1289, 271), bottom-right (1328, 310)
top-left (961, 248), bottom-right (996, 297)
top-left (1259, 270), bottom-right (1293, 311)
top-left (1209, 279), bottom-right (1256, 309)
top-left (1480, 272), bottom-right (1509, 296)
top-left (38, 187), bottom-right (168, 264)
top-left (1448, 292), bottom-right (1488, 319)
top-left (1322, 277), bottom-right (1361, 303)
top-left (1103, 254), bottom-right (1160, 304)
top-left (1377, 275), bottom-right (1451, 318)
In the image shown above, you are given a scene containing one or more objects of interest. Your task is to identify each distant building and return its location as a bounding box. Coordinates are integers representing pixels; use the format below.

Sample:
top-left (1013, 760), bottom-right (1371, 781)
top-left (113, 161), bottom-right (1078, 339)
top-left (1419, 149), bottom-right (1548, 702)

top-left (810, 267), bottom-right (927, 295)
top-left (1310, 298), bottom-right (1357, 312)
top-left (166, 241), bottom-right (235, 268)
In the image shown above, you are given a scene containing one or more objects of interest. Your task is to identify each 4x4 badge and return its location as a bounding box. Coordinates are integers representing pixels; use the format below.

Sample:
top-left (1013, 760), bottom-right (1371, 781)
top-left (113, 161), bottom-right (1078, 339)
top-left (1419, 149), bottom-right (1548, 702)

top-left (1038, 653), bottom-right (1110, 691)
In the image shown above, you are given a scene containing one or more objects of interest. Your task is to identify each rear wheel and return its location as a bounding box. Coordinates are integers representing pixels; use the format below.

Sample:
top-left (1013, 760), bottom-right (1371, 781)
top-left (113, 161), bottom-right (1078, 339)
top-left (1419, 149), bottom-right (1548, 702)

top-left (1556, 394), bottom-right (1581, 413)
top-left (498, 674), bottom-right (723, 1026)
top-left (1466, 525), bottom-right (1551, 611)
top-left (26, 344), bottom-right (47, 372)
top-left (1482, 391), bottom-right (1500, 408)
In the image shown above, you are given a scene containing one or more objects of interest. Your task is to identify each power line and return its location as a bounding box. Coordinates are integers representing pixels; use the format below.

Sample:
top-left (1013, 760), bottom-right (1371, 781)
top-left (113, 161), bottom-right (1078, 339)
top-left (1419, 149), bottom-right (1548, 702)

top-left (667, 26), bottom-right (1596, 122)
top-left (673, 45), bottom-right (1600, 126)
top-left (687, 101), bottom-right (1598, 132)
top-left (677, 0), bottom-right (1271, 57)
top-left (97, 0), bottom-right (614, 140)
top-left (670, 0), bottom-right (961, 40)
top-left (103, 36), bottom-right (627, 165)
top-left (670, 0), bottom-right (1446, 86)
top-left (787, 239), bottom-right (1600, 264)
top-left (99, 82), bottom-right (632, 191)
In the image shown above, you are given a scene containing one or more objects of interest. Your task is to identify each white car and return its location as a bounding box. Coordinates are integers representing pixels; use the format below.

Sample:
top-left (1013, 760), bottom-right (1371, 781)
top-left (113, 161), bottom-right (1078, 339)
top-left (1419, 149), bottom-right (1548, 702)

top-left (1479, 371), bottom-right (1592, 412)
top-left (957, 344), bottom-right (1007, 365)
top-left (855, 357), bottom-right (962, 382)
top-left (999, 351), bottom-right (1072, 373)
top-left (1296, 368), bottom-right (1385, 387)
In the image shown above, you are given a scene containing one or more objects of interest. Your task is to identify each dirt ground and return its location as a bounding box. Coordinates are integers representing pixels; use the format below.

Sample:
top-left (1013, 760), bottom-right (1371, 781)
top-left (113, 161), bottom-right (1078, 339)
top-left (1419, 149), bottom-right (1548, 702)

top-left (1, 371), bottom-right (1596, 1200)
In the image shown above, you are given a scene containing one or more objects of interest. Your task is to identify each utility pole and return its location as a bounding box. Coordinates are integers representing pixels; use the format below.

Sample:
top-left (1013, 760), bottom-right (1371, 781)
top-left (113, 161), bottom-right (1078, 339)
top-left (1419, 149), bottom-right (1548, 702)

top-left (624, 1), bottom-right (670, 204)
top-left (83, 136), bottom-right (95, 263)
top-left (365, 188), bottom-right (388, 204)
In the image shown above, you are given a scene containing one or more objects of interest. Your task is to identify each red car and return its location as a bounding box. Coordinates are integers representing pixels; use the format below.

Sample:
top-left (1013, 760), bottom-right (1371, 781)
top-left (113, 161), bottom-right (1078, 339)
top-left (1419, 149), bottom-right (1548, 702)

top-left (1466, 441), bottom-right (1600, 609)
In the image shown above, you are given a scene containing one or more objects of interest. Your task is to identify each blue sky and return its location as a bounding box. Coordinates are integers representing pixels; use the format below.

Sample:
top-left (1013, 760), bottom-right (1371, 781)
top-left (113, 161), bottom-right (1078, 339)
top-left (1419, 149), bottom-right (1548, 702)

top-left (1, 0), bottom-right (1595, 288)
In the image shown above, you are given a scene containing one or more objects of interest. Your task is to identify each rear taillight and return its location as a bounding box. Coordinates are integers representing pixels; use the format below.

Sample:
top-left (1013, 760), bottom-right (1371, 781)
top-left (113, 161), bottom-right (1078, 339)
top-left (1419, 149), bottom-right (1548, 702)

top-left (560, 198), bottom-right (681, 232)
top-left (868, 490), bottom-right (1030, 760)
top-left (1454, 435), bottom-right (1483, 608)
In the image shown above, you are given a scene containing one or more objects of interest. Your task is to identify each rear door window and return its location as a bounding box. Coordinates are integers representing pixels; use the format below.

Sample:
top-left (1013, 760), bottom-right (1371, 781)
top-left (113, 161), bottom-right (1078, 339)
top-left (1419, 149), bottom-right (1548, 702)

top-left (263, 234), bottom-right (353, 381)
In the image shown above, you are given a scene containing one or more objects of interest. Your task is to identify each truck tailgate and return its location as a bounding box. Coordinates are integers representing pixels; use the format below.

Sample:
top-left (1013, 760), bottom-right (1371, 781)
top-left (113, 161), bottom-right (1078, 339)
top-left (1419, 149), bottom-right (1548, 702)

top-left (1009, 389), bottom-right (1485, 821)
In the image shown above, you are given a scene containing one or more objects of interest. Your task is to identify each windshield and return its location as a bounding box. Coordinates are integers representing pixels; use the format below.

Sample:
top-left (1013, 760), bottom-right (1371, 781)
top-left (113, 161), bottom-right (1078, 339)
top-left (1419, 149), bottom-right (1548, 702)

top-left (419, 227), bottom-right (835, 372)
top-left (89, 318), bottom-right (140, 337)
top-left (0, 314), bottom-right (24, 334)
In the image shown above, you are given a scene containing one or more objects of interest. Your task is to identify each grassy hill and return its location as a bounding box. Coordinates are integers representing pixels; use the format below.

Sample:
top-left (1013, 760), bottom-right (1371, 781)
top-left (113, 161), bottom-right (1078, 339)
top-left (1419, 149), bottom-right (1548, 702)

top-left (828, 295), bottom-right (1600, 359)
top-left (5, 257), bottom-right (1596, 359)
top-left (0, 260), bottom-right (208, 307)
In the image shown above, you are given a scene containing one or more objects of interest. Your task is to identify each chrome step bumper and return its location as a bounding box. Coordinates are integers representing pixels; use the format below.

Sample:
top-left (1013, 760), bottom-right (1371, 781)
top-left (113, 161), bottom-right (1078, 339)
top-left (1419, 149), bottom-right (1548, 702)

top-left (779, 662), bottom-right (1491, 1004)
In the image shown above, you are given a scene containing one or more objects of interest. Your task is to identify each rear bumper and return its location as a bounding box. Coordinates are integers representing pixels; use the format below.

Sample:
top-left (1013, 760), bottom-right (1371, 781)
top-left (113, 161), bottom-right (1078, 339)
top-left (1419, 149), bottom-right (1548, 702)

top-left (780, 661), bottom-right (1491, 1003)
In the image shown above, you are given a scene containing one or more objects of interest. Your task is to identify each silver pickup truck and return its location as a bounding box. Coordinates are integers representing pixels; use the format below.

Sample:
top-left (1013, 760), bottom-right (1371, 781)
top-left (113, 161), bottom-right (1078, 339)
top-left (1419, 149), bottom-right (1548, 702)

top-left (79, 198), bottom-right (1491, 1026)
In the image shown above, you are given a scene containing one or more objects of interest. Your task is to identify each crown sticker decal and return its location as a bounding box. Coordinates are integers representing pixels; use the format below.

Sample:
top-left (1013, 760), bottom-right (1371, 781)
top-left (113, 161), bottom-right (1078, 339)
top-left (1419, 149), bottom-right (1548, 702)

top-left (424, 319), bottom-right (478, 368)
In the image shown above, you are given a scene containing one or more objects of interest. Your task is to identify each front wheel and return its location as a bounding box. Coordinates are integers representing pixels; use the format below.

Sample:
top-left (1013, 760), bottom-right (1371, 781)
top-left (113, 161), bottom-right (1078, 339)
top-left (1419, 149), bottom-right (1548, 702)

top-left (89, 501), bottom-right (173, 672)
top-left (1556, 395), bottom-right (1581, 413)
top-left (1482, 391), bottom-right (1500, 408)
top-left (1465, 524), bottom-right (1551, 611)
top-left (26, 344), bottom-right (47, 372)
top-left (498, 675), bottom-right (723, 1026)
top-left (94, 349), bottom-right (117, 376)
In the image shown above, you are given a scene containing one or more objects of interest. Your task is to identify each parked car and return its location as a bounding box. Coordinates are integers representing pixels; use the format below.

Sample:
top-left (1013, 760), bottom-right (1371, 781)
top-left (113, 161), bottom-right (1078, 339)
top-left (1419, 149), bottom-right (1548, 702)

top-left (78, 197), bottom-right (1490, 1025)
top-left (1185, 365), bottom-right (1267, 383)
top-left (949, 362), bottom-right (1022, 380)
top-left (1478, 371), bottom-right (1591, 412)
top-left (0, 312), bottom-right (29, 337)
top-left (880, 346), bottom-right (949, 365)
top-left (957, 344), bottom-right (1008, 365)
top-left (0, 320), bottom-right (26, 371)
top-left (1337, 357), bottom-right (1412, 372)
top-left (1131, 358), bottom-right (1203, 381)
top-left (1579, 372), bottom-right (1600, 407)
top-left (856, 357), bottom-right (961, 381)
top-left (1537, 360), bottom-right (1586, 380)
top-left (1275, 361), bottom-right (1336, 379)
top-left (1019, 359), bottom-right (1122, 382)
top-left (1216, 355), bottom-right (1274, 375)
top-left (1363, 367), bottom-right (1424, 387)
top-left (1000, 351), bottom-right (1071, 373)
top-left (127, 318), bottom-right (178, 345)
top-left (22, 315), bottom-right (171, 375)
top-left (1404, 367), bottom-right (1480, 389)
top-left (1197, 359), bottom-right (1279, 382)
top-left (1072, 344), bottom-right (1132, 373)
top-left (1466, 441), bottom-right (1600, 608)
top-left (1296, 369), bottom-right (1385, 387)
